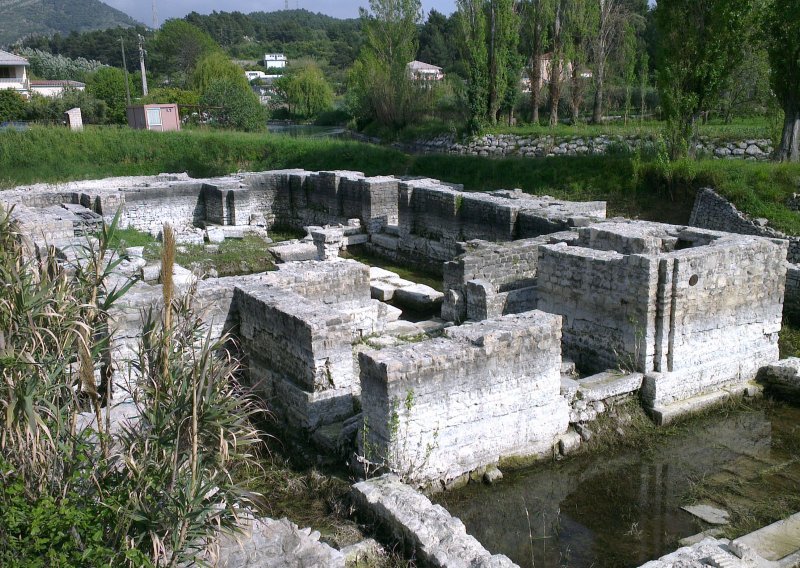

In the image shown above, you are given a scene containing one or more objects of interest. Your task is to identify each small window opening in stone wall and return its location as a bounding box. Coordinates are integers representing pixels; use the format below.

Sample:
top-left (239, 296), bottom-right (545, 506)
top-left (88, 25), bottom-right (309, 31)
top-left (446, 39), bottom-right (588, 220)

top-left (689, 274), bottom-right (699, 286)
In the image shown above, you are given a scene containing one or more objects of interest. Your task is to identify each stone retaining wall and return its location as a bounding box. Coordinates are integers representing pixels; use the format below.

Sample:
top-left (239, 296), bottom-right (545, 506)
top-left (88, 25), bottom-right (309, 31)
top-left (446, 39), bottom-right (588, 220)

top-left (409, 134), bottom-right (774, 161)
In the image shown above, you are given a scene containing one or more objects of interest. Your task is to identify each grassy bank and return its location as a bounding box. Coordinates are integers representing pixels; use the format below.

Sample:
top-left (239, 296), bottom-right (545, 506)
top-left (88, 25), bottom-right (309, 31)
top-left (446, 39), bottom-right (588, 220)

top-left (2, 126), bottom-right (799, 234)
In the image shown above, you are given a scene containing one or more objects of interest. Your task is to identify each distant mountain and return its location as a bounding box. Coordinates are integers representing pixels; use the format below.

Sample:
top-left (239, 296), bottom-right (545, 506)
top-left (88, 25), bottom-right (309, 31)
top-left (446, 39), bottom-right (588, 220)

top-left (0, 0), bottom-right (141, 47)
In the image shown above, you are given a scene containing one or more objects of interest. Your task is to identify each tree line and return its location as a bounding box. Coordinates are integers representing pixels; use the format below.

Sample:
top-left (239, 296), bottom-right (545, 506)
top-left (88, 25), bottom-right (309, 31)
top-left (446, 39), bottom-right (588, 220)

top-left (7, 1), bottom-right (799, 160)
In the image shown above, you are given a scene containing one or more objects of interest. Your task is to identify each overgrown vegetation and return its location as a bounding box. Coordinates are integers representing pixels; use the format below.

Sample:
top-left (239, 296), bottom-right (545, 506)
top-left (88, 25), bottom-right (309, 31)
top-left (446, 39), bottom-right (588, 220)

top-left (0, 209), bottom-right (263, 565)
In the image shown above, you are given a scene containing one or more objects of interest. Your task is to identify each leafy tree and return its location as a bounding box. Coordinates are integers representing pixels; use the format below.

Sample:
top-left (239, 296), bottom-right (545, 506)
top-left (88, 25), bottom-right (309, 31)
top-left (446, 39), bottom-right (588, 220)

top-left (620, 21), bottom-right (637, 123)
top-left (486, 0), bottom-right (521, 124)
top-left (457, 0), bottom-right (520, 129)
top-left (350, 0), bottom-right (423, 130)
top-left (456, 0), bottom-right (489, 132)
top-left (26, 89), bottom-right (108, 125)
top-left (274, 60), bottom-right (334, 118)
top-left (655, 0), bottom-right (754, 158)
top-left (17, 48), bottom-right (106, 82)
top-left (566, 1), bottom-right (599, 123)
top-left (763, 0), bottom-right (800, 161)
top-left (547, 0), bottom-right (566, 126)
top-left (86, 66), bottom-right (135, 123)
top-left (149, 20), bottom-right (220, 86)
top-left (591, 0), bottom-right (625, 123)
top-left (417, 10), bottom-right (459, 71)
top-left (520, 0), bottom-right (554, 124)
top-left (140, 87), bottom-right (200, 107)
top-left (0, 91), bottom-right (27, 122)
top-left (190, 52), bottom-right (249, 94)
top-left (201, 78), bottom-right (268, 132)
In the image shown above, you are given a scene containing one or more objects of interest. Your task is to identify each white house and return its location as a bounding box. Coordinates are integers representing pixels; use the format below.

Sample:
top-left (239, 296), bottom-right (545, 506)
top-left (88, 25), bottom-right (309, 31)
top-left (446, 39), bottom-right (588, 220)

top-left (245, 70), bottom-right (268, 81)
top-left (407, 60), bottom-right (444, 82)
top-left (264, 54), bottom-right (287, 69)
top-left (0, 50), bottom-right (30, 97)
top-left (30, 80), bottom-right (86, 98)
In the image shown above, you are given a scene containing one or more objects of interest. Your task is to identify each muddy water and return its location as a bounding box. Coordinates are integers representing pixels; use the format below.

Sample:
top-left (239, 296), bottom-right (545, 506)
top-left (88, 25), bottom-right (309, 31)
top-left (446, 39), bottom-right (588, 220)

top-left (432, 404), bottom-right (800, 568)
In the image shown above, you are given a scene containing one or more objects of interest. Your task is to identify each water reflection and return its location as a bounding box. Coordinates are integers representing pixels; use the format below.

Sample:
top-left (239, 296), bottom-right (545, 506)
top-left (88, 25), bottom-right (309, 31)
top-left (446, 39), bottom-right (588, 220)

top-left (434, 406), bottom-right (800, 568)
top-left (267, 123), bottom-right (346, 138)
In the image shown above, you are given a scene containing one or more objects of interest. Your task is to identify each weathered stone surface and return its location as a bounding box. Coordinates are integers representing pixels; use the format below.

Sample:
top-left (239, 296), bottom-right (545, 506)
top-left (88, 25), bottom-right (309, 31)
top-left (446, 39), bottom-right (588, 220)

top-left (558, 430), bottom-right (582, 455)
top-left (214, 516), bottom-right (345, 568)
top-left (757, 358), bottom-right (800, 398)
top-left (732, 511), bottom-right (800, 562)
top-left (269, 242), bottom-right (318, 262)
top-left (352, 475), bottom-right (518, 568)
top-left (577, 371), bottom-right (644, 401)
top-left (690, 187), bottom-right (800, 313)
top-left (639, 537), bottom-right (751, 568)
top-left (393, 283), bottom-right (444, 311)
top-left (535, 221), bottom-right (785, 415)
top-left (359, 311), bottom-right (568, 485)
top-left (682, 503), bottom-right (730, 525)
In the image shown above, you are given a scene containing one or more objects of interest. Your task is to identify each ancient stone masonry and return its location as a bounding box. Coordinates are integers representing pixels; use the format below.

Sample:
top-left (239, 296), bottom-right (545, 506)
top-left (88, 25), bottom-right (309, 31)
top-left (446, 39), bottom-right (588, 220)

top-left (442, 220), bottom-right (787, 423)
top-left (690, 187), bottom-right (800, 314)
top-left (538, 222), bottom-right (785, 421)
top-left (352, 475), bottom-right (518, 567)
top-left (359, 311), bottom-right (569, 484)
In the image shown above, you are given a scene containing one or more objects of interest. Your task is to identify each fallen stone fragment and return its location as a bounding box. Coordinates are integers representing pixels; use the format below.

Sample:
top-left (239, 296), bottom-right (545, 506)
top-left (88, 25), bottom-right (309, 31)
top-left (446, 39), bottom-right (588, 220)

top-left (681, 503), bottom-right (730, 525)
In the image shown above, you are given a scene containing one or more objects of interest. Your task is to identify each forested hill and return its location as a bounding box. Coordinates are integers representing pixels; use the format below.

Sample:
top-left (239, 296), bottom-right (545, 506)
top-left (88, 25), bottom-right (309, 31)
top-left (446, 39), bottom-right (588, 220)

top-left (184, 10), bottom-right (362, 69)
top-left (0, 0), bottom-right (141, 47)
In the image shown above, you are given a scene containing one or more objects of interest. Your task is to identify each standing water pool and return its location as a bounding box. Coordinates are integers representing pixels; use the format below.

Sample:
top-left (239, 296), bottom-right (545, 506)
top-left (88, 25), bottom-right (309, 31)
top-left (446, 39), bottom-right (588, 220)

top-left (432, 402), bottom-right (800, 568)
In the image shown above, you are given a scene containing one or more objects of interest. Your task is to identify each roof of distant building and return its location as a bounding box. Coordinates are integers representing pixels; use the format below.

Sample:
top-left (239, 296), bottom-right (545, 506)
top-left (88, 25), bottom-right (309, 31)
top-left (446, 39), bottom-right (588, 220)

top-left (30, 80), bottom-right (85, 87)
top-left (407, 60), bottom-right (443, 72)
top-left (0, 50), bottom-right (29, 66)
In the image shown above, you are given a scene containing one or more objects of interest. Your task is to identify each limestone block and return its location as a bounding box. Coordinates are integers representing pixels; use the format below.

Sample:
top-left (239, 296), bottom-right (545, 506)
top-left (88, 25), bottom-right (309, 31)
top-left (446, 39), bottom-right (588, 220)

top-left (205, 226), bottom-right (225, 244)
top-left (393, 284), bottom-right (444, 312)
top-left (370, 281), bottom-right (397, 302)
top-left (351, 475), bottom-right (517, 568)
top-left (558, 430), bottom-right (581, 455)
top-left (270, 242), bottom-right (318, 262)
top-left (577, 372), bottom-right (644, 402)
top-left (214, 516), bottom-right (345, 568)
top-left (757, 358), bottom-right (800, 396)
top-left (369, 266), bottom-right (399, 280)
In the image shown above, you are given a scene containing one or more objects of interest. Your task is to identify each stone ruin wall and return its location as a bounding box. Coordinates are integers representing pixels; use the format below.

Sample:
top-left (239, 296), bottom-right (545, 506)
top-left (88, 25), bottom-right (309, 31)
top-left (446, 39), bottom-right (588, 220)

top-left (690, 187), bottom-right (800, 313)
top-left (442, 220), bottom-right (787, 420)
top-left (359, 311), bottom-right (569, 484)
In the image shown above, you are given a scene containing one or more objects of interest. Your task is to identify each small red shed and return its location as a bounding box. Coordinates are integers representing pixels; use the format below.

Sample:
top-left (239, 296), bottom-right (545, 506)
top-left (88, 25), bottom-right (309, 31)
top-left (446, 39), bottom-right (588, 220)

top-left (127, 104), bottom-right (181, 132)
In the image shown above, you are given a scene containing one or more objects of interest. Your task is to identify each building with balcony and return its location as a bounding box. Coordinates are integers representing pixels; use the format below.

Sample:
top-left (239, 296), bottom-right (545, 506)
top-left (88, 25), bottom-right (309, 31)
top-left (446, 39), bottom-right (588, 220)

top-left (0, 50), bottom-right (30, 97)
top-left (264, 54), bottom-right (287, 69)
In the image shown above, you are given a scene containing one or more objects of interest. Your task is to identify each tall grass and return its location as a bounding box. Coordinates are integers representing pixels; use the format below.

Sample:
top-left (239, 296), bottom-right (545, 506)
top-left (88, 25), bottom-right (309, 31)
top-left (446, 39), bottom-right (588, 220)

top-left (0, 126), bottom-right (410, 187)
top-left (0, 207), bottom-right (264, 566)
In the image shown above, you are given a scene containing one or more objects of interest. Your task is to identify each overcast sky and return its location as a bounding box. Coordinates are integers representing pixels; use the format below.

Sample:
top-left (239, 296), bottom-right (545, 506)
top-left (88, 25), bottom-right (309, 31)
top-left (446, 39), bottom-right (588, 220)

top-left (104, 0), bottom-right (459, 26)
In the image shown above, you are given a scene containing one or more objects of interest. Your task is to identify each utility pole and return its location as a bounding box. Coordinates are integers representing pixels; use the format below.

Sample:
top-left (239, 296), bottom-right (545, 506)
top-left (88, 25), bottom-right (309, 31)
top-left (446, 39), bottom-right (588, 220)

top-left (284, 0), bottom-right (289, 9)
top-left (152, 0), bottom-right (158, 29)
top-left (138, 34), bottom-right (149, 97)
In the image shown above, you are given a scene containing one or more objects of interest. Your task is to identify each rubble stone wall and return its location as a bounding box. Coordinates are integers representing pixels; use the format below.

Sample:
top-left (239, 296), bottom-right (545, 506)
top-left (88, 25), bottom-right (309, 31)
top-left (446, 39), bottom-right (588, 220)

top-left (358, 311), bottom-right (569, 484)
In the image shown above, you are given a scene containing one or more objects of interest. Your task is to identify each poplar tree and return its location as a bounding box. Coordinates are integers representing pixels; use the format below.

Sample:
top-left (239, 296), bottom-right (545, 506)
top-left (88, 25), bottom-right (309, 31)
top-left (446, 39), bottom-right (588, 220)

top-left (763, 0), bottom-right (800, 162)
